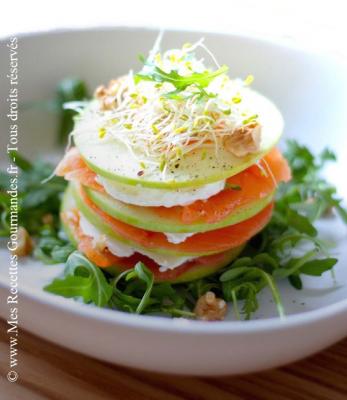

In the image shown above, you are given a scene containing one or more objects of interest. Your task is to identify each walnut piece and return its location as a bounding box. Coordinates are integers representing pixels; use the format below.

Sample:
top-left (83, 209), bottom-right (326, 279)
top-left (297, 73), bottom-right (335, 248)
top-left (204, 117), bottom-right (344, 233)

top-left (12, 227), bottom-right (33, 257)
top-left (194, 291), bottom-right (227, 321)
top-left (224, 122), bottom-right (262, 157)
top-left (94, 77), bottom-right (127, 111)
top-left (94, 85), bottom-right (107, 99)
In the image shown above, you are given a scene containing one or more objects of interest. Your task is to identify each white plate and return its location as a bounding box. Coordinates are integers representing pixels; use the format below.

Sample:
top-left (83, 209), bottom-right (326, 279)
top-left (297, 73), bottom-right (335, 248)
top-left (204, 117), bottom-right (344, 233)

top-left (0, 28), bottom-right (347, 376)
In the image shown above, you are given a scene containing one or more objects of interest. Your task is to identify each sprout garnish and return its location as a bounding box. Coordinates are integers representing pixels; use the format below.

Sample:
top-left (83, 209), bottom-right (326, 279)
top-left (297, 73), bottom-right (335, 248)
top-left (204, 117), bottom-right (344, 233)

top-left (73, 37), bottom-right (260, 177)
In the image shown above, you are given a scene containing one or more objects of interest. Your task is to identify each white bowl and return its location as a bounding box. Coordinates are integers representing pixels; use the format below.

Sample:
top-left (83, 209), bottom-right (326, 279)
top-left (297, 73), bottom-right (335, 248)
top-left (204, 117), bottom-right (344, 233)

top-left (0, 27), bottom-right (346, 376)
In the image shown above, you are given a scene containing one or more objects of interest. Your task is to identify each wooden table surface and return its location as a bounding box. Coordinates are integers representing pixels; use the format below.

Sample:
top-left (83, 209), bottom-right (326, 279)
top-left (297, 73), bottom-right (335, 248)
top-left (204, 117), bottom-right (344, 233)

top-left (1, 318), bottom-right (346, 400)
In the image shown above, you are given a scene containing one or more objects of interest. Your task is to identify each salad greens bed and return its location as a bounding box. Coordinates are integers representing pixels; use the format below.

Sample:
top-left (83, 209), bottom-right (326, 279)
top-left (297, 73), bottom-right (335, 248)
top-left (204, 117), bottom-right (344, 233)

top-left (1, 79), bottom-right (346, 320)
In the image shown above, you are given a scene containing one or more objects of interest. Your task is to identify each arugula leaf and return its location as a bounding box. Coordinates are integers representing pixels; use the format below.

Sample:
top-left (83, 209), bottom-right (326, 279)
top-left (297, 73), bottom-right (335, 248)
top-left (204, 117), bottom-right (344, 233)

top-left (111, 262), bottom-right (154, 314)
top-left (272, 250), bottom-right (317, 279)
top-left (34, 228), bottom-right (75, 264)
top-left (219, 266), bottom-right (251, 281)
top-left (220, 265), bottom-right (284, 319)
top-left (109, 263), bottom-right (196, 317)
top-left (44, 251), bottom-right (113, 307)
top-left (230, 282), bottom-right (259, 320)
top-left (286, 208), bottom-right (317, 236)
top-left (300, 258), bottom-right (337, 276)
top-left (285, 140), bottom-right (315, 180)
top-left (288, 274), bottom-right (303, 290)
top-left (135, 59), bottom-right (228, 100)
top-left (128, 262), bottom-right (154, 313)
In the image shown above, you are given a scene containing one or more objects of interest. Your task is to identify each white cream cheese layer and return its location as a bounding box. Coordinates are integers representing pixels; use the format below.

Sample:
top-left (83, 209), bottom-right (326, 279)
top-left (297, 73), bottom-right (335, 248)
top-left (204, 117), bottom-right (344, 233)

top-left (163, 232), bottom-right (196, 244)
top-left (79, 213), bottom-right (196, 272)
top-left (96, 175), bottom-right (225, 207)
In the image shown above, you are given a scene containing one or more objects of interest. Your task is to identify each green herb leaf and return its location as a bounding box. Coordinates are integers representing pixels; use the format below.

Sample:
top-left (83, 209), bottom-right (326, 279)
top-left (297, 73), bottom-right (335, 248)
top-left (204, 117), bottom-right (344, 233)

top-left (220, 267), bottom-right (252, 282)
top-left (221, 264), bottom-right (284, 319)
top-left (288, 274), bottom-right (303, 290)
top-left (286, 209), bottom-right (317, 236)
top-left (44, 251), bottom-right (113, 307)
top-left (135, 60), bottom-right (228, 100)
top-left (111, 262), bottom-right (154, 314)
top-left (133, 262), bottom-right (154, 313)
top-left (300, 258), bottom-right (337, 276)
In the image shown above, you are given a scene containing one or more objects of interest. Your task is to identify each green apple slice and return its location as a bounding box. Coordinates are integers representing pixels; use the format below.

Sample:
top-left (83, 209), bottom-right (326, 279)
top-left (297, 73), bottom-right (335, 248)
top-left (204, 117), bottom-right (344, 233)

top-left (84, 185), bottom-right (274, 233)
top-left (74, 89), bottom-right (283, 189)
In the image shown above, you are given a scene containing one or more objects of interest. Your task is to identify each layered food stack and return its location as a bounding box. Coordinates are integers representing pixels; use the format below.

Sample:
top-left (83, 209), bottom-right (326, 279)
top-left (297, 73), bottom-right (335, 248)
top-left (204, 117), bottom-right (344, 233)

top-left (55, 41), bottom-right (291, 283)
